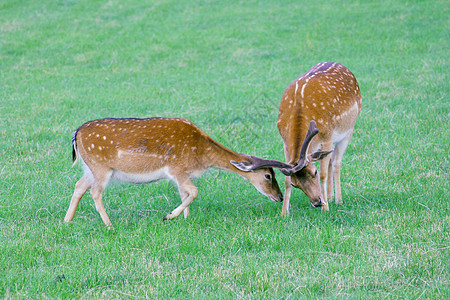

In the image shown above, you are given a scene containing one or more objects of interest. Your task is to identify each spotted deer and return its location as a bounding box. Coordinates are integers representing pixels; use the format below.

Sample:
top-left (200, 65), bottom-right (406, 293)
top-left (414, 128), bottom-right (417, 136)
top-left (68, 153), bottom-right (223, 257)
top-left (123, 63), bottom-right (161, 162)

top-left (277, 62), bottom-right (362, 214)
top-left (65, 117), bottom-right (292, 227)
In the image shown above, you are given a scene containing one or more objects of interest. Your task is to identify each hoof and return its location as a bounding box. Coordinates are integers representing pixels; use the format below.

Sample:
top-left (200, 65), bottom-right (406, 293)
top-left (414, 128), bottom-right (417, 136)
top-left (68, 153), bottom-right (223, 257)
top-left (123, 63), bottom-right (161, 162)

top-left (163, 213), bottom-right (172, 221)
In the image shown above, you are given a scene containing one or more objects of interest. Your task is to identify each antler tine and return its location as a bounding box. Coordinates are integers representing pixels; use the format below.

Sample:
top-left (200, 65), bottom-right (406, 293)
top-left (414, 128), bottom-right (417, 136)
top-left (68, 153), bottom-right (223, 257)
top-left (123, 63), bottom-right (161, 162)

top-left (291, 120), bottom-right (319, 173)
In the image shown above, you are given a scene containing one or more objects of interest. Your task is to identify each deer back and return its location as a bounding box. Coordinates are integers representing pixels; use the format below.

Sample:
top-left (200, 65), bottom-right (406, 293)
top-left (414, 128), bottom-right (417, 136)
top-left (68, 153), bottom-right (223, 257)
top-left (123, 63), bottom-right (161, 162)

top-left (73, 118), bottom-right (217, 176)
top-left (277, 62), bottom-right (362, 162)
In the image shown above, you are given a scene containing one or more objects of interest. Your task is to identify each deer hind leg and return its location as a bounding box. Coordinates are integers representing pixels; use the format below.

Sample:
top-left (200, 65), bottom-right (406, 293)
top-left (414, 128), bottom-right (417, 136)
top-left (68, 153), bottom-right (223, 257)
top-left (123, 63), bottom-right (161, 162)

top-left (86, 168), bottom-right (113, 228)
top-left (319, 142), bottom-right (333, 212)
top-left (64, 174), bottom-right (92, 223)
top-left (90, 184), bottom-right (113, 228)
top-left (163, 176), bottom-right (198, 221)
top-left (333, 130), bottom-right (354, 205)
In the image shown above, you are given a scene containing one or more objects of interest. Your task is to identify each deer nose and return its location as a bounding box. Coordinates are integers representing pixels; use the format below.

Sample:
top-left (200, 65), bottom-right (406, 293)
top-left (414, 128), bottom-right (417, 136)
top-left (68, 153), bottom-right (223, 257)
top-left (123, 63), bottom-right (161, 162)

top-left (313, 198), bottom-right (323, 207)
top-left (278, 194), bottom-right (284, 202)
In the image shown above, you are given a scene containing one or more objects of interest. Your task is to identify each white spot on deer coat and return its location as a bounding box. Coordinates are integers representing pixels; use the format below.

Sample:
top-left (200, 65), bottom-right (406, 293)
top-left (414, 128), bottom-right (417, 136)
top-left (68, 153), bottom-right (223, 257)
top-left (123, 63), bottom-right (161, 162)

top-left (301, 82), bottom-right (307, 98)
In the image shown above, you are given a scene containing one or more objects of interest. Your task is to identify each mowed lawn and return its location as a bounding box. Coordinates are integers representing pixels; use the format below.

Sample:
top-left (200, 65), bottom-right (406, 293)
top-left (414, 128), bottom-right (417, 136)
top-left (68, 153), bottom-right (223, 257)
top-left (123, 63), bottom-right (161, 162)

top-left (0, 0), bottom-right (448, 298)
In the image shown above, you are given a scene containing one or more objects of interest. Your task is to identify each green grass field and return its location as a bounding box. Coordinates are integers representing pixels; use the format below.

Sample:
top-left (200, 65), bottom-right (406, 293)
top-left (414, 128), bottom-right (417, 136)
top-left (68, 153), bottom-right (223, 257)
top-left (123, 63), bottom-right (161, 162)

top-left (1, 0), bottom-right (448, 298)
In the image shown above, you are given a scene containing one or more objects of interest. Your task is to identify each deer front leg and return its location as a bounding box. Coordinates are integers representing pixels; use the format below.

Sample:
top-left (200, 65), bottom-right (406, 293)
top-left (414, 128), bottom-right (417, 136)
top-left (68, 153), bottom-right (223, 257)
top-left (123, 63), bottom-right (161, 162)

top-left (183, 205), bottom-right (190, 219)
top-left (163, 176), bottom-right (198, 220)
top-left (327, 151), bottom-right (336, 203)
top-left (281, 176), bottom-right (292, 216)
top-left (90, 184), bottom-right (113, 229)
top-left (179, 187), bottom-right (191, 219)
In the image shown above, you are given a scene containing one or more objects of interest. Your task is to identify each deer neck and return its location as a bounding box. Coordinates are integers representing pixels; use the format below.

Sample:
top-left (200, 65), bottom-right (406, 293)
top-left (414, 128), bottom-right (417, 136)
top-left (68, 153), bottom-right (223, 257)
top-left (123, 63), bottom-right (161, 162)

top-left (205, 140), bottom-right (250, 177)
top-left (284, 116), bottom-right (310, 164)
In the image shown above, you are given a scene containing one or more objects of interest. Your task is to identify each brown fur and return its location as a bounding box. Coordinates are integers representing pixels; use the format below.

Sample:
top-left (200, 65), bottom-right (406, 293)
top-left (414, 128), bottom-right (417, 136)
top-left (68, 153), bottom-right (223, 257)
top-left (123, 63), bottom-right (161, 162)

top-left (277, 62), bottom-right (362, 214)
top-left (66, 117), bottom-right (285, 227)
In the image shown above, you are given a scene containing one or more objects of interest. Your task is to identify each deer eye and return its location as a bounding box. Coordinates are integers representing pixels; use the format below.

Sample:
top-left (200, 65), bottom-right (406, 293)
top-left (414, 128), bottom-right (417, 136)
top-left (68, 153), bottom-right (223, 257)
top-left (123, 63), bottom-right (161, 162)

top-left (264, 174), bottom-right (272, 180)
top-left (314, 170), bottom-right (318, 177)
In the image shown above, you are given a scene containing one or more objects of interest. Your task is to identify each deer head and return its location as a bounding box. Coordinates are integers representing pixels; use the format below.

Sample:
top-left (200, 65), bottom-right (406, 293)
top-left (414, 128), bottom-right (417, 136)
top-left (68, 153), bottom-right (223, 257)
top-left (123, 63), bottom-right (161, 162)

top-left (280, 121), bottom-right (332, 207)
top-left (231, 155), bottom-right (292, 202)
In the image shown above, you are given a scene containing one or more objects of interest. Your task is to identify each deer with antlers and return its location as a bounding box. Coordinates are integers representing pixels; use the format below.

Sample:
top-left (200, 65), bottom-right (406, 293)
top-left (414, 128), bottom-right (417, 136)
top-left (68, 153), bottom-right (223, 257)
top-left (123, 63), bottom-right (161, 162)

top-left (277, 62), bottom-right (362, 214)
top-left (65, 117), bottom-right (293, 227)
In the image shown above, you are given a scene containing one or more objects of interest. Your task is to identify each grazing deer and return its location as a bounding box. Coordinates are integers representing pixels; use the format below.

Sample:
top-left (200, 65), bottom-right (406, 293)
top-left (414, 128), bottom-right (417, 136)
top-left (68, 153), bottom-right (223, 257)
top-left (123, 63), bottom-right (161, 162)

top-left (277, 62), bottom-right (362, 214)
top-left (65, 117), bottom-right (292, 227)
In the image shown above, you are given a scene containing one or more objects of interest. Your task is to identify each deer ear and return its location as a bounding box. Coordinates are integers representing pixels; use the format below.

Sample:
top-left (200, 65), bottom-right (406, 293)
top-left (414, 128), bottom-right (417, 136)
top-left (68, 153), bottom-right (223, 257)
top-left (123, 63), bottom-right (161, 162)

top-left (308, 150), bottom-right (333, 162)
top-left (230, 160), bottom-right (253, 172)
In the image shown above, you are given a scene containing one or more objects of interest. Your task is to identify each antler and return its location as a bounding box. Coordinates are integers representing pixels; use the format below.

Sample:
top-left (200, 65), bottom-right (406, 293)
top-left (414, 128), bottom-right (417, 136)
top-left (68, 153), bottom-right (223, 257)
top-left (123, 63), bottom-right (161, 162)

top-left (282, 120), bottom-right (319, 175)
top-left (230, 155), bottom-right (292, 172)
top-left (230, 121), bottom-right (319, 176)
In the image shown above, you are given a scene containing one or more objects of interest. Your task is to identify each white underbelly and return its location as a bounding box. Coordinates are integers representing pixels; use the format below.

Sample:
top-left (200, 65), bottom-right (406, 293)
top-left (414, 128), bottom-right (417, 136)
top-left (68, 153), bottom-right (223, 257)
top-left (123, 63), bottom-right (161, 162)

top-left (112, 167), bottom-right (172, 184)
